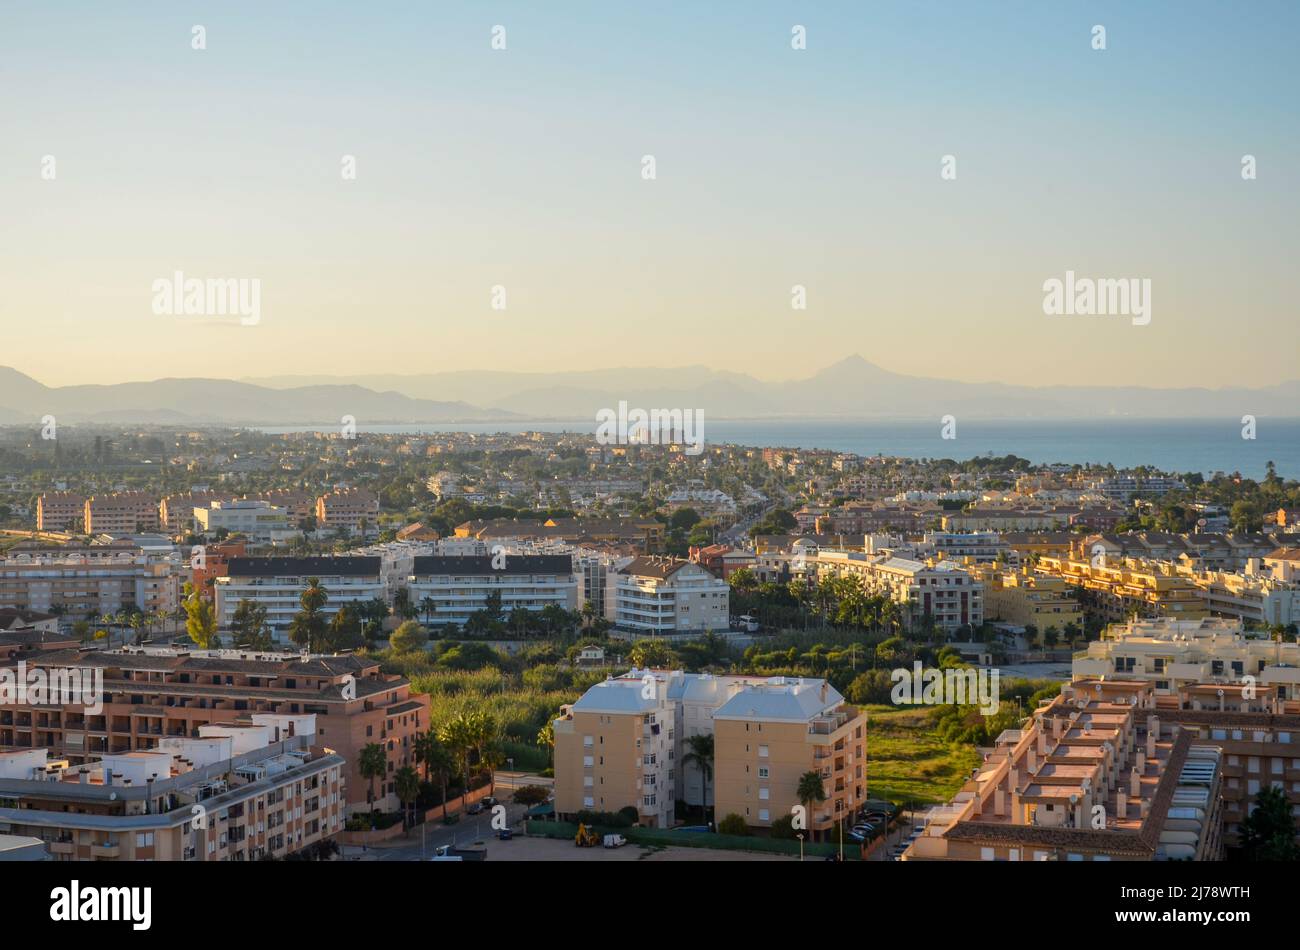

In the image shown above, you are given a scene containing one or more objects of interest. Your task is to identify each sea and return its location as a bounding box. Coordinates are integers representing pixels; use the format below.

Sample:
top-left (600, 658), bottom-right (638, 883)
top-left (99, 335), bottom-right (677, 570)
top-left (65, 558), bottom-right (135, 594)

top-left (258, 418), bottom-right (1300, 481)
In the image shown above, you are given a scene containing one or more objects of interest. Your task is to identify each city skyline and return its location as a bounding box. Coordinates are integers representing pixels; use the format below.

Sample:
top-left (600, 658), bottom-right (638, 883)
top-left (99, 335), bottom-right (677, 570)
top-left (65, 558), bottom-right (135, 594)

top-left (2, 1), bottom-right (1296, 389)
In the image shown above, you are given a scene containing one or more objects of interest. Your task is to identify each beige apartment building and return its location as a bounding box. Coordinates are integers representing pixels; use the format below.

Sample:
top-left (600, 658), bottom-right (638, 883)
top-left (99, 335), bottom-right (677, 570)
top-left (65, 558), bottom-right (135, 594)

top-left (0, 718), bottom-right (345, 861)
top-left (160, 490), bottom-right (234, 537)
top-left (83, 492), bottom-right (160, 534)
top-left (1073, 617), bottom-right (1300, 701)
top-left (36, 492), bottom-right (85, 532)
top-left (0, 646), bottom-right (429, 813)
top-left (972, 565), bottom-right (1084, 642)
top-left (906, 680), bottom-right (1224, 861)
top-left (811, 550), bottom-right (984, 632)
top-left (315, 489), bottom-right (379, 535)
top-left (553, 671), bottom-right (677, 828)
top-left (713, 677), bottom-right (865, 837)
top-left (1035, 553), bottom-right (1207, 621)
top-left (554, 670), bottom-right (865, 836)
top-left (0, 549), bottom-right (180, 618)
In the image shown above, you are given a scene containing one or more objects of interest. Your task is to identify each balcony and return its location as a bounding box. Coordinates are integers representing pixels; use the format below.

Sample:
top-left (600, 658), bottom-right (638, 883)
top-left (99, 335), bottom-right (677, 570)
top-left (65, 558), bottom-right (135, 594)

top-left (90, 841), bottom-right (121, 858)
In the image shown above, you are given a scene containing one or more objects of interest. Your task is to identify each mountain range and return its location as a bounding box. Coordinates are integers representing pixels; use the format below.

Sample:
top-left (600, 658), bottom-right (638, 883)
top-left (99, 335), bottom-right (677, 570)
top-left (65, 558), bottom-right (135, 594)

top-left (0, 358), bottom-right (1296, 426)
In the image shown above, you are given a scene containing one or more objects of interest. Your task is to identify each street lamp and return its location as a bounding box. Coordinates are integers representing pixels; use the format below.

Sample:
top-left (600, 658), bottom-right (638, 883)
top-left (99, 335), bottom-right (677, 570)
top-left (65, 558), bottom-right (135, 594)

top-left (796, 832), bottom-right (804, 862)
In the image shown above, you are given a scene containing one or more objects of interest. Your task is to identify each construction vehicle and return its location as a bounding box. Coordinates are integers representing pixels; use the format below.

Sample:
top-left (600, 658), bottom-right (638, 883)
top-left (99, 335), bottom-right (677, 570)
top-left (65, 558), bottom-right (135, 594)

top-left (574, 823), bottom-right (599, 847)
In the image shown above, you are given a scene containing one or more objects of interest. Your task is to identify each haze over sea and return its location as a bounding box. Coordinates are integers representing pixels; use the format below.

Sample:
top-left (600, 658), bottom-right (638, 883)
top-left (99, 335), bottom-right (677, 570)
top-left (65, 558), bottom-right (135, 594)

top-left (261, 418), bottom-right (1300, 481)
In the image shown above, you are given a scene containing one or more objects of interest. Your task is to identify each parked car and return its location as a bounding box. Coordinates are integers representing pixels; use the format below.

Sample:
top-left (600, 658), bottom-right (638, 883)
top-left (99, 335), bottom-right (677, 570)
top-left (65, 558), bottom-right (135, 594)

top-left (603, 834), bottom-right (628, 849)
top-left (482, 797), bottom-right (498, 808)
top-left (497, 828), bottom-right (513, 841)
top-left (466, 802), bottom-right (485, 815)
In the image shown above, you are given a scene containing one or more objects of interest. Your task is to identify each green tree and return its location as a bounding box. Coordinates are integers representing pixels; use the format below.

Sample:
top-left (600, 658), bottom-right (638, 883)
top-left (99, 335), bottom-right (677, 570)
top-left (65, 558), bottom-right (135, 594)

top-left (395, 766), bottom-right (420, 829)
top-left (389, 619), bottom-right (428, 653)
top-left (797, 770), bottom-right (827, 843)
top-left (681, 733), bottom-right (715, 823)
top-left (358, 742), bottom-right (387, 812)
top-left (718, 813), bottom-right (749, 836)
top-left (231, 599), bottom-right (273, 650)
top-left (182, 584), bottom-right (219, 649)
top-left (1239, 785), bottom-right (1299, 860)
top-left (288, 576), bottom-right (329, 652)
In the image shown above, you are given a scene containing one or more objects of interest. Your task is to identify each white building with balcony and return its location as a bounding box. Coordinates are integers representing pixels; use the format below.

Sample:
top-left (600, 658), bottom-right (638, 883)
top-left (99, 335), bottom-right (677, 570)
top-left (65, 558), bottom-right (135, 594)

top-left (605, 556), bottom-right (729, 635)
top-left (406, 554), bottom-right (577, 626)
top-left (213, 556), bottom-right (385, 635)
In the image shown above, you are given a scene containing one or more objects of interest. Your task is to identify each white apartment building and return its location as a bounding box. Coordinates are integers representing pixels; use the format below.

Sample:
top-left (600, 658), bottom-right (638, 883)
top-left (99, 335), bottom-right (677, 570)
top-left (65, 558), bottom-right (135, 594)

top-left (406, 554), bottom-right (577, 626)
top-left (194, 499), bottom-right (295, 544)
top-left (214, 556), bottom-right (385, 634)
top-left (1073, 617), bottom-right (1300, 700)
top-left (605, 556), bottom-right (729, 635)
top-left (810, 551), bottom-right (984, 632)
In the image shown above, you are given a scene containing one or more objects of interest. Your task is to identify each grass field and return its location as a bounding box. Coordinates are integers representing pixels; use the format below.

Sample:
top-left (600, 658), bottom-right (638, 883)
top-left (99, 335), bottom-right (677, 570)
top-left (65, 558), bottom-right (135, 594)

top-left (862, 705), bottom-right (981, 807)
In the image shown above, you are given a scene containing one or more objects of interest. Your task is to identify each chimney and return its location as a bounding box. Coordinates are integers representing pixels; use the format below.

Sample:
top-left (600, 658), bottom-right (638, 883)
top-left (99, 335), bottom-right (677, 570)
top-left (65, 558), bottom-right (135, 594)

top-left (820, 682), bottom-right (828, 703)
top-left (1129, 767), bottom-right (1140, 798)
top-left (1135, 749), bottom-right (1146, 773)
top-left (1027, 747), bottom-right (1037, 772)
top-left (995, 788), bottom-right (1006, 817)
top-left (1116, 790), bottom-right (1128, 820)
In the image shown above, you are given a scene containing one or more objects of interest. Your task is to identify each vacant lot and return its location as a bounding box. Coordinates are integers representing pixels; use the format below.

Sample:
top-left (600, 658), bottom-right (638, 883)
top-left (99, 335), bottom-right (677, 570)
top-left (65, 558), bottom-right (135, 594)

top-left (863, 705), bottom-right (981, 806)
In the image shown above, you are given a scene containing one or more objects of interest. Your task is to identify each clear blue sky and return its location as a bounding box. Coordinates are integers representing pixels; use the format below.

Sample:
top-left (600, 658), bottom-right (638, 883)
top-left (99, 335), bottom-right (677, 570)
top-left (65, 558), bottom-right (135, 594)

top-left (1, 1), bottom-right (1295, 387)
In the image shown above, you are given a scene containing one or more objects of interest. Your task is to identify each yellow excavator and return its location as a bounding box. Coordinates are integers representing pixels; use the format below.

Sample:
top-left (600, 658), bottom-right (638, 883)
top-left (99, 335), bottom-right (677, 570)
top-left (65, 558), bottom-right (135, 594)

top-left (574, 823), bottom-right (599, 847)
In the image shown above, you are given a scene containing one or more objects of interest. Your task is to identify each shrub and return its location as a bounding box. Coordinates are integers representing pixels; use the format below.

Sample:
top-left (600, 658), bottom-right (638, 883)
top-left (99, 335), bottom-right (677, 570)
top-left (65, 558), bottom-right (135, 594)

top-left (513, 785), bottom-right (551, 807)
top-left (718, 813), bottom-right (750, 836)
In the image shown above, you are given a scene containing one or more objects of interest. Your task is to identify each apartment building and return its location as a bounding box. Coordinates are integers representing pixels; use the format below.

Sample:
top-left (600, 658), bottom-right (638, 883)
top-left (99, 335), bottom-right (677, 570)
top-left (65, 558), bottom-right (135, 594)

top-left (160, 490), bottom-right (233, 537)
top-left (250, 489), bottom-right (316, 525)
top-left (605, 556), bottom-right (729, 635)
top-left (407, 554), bottom-right (577, 626)
top-left (972, 565), bottom-right (1084, 641)
top-left (811, 551), bottom-right (984, 633)
top-left (315, 489), bottom-right (379, 535)
top-left (1088, 475), bottom-right (1187, 500)
top-left (553, 671), bottom-right (677, 828)
top-left (941, 509), bottom-right (1068, 532)
top-left (1150, 685), bottom-right (1300, 850)
top-left (83, 492), bottom-right (160, 534)
top-left (906, 680), bottom-right (1223, 861)
top-left (712, 677), bottom-right (865, 837)
top-left (36, 492), bottom-right (85, 532)
top-left (0, 645), bottom-right (429, 813)
top-left (214, 557), bottom-right (385, 634)
top-left (924, 531), bottom-right (1008, 563)
top-left (1073, 617), bottom-right (1300, 700)
top-left (190, 539), bottom-right (247, 600)
top-left (1036, 553), bottom-right (1207, 621)
top-left (194, 499), bottom-right (294, 544)
top-left (0, 718), bottom-right (345, 861)
top-left (554, 669), bottom-right (864, 835)
top-left (0, 549), bottom-right (180, 619)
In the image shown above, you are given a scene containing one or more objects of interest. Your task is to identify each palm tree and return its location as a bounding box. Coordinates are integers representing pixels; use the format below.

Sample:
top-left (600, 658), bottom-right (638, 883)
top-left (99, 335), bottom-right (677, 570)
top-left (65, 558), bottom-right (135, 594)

top-left (797, 770), bottom-right (827, 842)
top-left (395, 766), bottom-right (420, 830)
top-left (536, 719), bottom-right (555, 769)
top-left (681, 734), bottom-right (715, 823)
top-left (358, 742), bottom-right (387, 814)
top-left (437, 713), bottom-right (475, 804)
top-left (418, 596), bottom-right (437, 626)
top-left (415, 731), bottom-right (455, 820)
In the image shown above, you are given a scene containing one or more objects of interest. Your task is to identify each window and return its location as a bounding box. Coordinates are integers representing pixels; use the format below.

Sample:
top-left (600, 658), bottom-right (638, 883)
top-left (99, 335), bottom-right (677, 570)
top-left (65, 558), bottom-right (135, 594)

top-left (758, 767), bottom-right (769, 779)
top-left (758, 745), bottom-right (769, 758)
top-left (980, 847), bottom-right (995, 861)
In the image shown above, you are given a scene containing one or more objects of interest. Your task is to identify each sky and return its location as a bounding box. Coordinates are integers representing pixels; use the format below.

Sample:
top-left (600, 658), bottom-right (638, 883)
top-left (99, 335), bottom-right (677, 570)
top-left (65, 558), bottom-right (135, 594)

top-left (1, 1), bottom-right (1296, 389)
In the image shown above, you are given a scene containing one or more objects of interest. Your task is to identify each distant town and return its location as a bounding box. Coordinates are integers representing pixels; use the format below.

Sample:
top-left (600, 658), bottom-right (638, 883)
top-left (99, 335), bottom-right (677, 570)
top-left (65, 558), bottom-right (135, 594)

top-left (0, 423), bottom-right (1297, 863)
